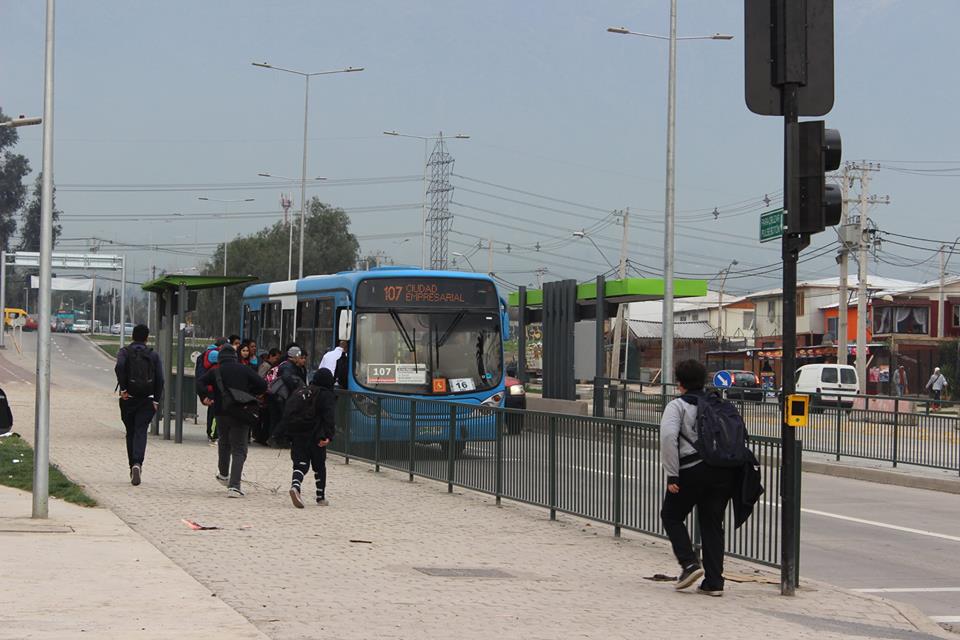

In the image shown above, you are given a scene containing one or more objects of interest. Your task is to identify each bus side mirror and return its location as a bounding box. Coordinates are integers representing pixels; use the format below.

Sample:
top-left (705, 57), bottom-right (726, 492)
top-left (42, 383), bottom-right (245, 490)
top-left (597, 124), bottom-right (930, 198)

top-left (337, 308), bottom-right (353, 341)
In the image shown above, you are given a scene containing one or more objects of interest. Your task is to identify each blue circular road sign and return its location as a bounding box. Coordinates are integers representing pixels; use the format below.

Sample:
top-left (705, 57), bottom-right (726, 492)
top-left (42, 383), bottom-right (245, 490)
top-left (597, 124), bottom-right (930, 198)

top-left (713, 371), bottom-right (733, 388)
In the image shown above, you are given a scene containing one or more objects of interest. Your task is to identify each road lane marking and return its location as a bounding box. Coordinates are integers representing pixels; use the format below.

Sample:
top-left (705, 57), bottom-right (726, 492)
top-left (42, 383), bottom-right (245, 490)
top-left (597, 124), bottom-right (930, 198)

top-left (931, 616), bottom-right (960, 623)
top-left (854, 588), bottom-right (960, 593)
top-left (800, 508), bottom-right (960, 543)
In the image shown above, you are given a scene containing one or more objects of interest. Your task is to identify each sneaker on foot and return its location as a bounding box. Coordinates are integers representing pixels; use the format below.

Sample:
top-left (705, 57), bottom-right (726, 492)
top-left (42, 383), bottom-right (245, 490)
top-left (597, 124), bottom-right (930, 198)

top-left (209, 439), bottom-right (219, 447)
top-left (675, 564), bottom-right (704, 590)
top-left (131, 465), bottom-right (142, 486)
top-left (696, 583), bottom-right (724, 597)
top-left (226, 487), bottom-right (245, 498)
top-left (316, 497), bottom-right (329, 506)
top-left (215, 473), bottom-right (229, 486)
top-left (289, 487), bottom-right (304, 509)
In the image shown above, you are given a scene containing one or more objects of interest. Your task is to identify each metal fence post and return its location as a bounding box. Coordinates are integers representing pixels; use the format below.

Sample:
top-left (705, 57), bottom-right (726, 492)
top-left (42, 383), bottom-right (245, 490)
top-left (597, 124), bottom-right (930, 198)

top-left (834, 404), bottom-right (842, 462)
top-left (495, 411), bottom-right (503, 506)
top-left (593, 377), bottom-right (604, 418)
top-left (892, 397), bottom-right (899, 468)
top-left (374, 396), bottom-right (382, 473)
top-left (549, 415), bottom-right (557, 521)
top-left (447, 405), bottom-right (456, 493)
top-left (613, 423), bottom-right (623, 537)
top-left (408, 400), bottom-right (416, 482)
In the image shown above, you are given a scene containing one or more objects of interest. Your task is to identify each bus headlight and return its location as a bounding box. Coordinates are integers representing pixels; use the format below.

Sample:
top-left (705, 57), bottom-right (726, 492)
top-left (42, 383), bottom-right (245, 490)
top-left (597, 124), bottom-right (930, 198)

top-left (481, 393), bottom-right (503, 406)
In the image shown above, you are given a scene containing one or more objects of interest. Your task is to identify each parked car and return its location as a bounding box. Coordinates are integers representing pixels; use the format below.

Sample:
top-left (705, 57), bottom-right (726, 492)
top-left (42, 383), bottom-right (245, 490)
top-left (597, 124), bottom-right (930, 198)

top-left (713, 369), bottom-right (765, 402)
top-left (794, 364), bottom-right (859, 410)
top-left (71, 319), bottom-right (91, 333)
top-left (504, 366), bottom-right (526, 434)
top-left (24, 315), bottom-right (38, 332)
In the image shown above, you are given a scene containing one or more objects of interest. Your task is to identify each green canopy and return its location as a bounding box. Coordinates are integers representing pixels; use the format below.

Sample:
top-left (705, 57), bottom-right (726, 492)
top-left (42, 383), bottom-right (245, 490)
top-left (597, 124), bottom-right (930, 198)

top-left (141, 274), bottom-right (257, 293)
top-left (507, 277), bottom-right (707, 307)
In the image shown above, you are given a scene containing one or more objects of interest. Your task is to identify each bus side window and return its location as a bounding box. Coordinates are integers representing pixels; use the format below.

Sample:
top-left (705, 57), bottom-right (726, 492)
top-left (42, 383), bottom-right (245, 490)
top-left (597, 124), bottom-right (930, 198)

top-left (316, 298), bottom-right (334, 355)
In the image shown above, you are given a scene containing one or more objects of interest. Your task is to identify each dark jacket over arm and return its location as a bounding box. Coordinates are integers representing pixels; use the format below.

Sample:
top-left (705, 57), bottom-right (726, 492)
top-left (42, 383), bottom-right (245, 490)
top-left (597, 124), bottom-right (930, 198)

top-left (197, 363), bottom-right (266, 416)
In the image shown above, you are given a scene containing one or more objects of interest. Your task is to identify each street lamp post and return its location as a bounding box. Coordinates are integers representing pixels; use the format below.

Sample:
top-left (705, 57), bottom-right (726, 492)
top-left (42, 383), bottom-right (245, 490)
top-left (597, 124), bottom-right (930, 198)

top-left (716, 260), bottom-right (738, 347)
top-left (198, 197), bottom-right (255, 335)
top-left (607, 12), bottom-right (732, 384)
top-left (451, 251), bottom-right (477, 272)
top-left (384, 131), bottom-right (470, 269)
top-left (257, 173), bottom-right (327, 280)
top-left (252, 62), bottom-right (363, 279)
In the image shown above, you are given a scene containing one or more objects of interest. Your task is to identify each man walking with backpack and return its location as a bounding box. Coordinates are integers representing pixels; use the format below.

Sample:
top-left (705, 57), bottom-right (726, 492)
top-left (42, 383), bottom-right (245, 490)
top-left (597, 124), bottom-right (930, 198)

top-left (196, 345), bottom-right (267, 497)
top-left (285, 368), bottom-right (337, 508)
top-left (659, 359), bottom-right (743, 597)
top-left (115, 324), bottom-right (164, 486)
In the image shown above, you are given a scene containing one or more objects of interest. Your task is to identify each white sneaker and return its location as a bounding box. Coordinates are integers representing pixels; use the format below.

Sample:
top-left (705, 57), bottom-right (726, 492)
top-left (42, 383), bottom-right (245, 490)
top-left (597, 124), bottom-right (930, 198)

top-left (226, 487), bottom-right (245, 498)
top-left (215, 473), bottom-right (229, 486)
top-left (316, 497), bottom-right (329, 506)
top-left (289, 487), bottom-right (304, 509)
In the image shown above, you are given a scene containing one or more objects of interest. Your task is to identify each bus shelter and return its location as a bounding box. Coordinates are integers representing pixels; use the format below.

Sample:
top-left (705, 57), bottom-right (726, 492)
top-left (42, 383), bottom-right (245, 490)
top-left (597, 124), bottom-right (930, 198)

top-left (509, 276), bottom-right (707, 401)
top-left (142, 274), bottom-right (256, 443)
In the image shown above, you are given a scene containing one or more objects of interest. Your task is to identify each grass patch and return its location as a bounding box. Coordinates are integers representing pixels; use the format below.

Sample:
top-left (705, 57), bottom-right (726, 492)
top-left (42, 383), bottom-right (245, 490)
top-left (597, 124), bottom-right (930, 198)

top-left (0, 435), bottom-right (97, 507)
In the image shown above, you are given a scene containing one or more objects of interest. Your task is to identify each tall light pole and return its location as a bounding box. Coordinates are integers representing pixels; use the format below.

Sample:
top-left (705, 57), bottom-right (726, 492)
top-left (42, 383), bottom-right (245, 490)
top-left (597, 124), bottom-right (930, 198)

top-left (198, 197), bottom-right (254, 335)
top-left (33, 0), bottom-right (56, 519)
top-left (252, 62), bottom-right (363, 279)
top-left (384, 131), bottom-right (470, 269)
top-left (257, 173), bottom-right (327, 280)
top-left (607, 16), bottom-right (733, 384)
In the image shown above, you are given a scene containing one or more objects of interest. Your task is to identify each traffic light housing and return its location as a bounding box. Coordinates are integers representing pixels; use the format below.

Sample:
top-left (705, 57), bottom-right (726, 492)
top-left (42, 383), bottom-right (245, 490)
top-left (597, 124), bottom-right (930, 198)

top-left (789, 120), bottom-right (842, 234)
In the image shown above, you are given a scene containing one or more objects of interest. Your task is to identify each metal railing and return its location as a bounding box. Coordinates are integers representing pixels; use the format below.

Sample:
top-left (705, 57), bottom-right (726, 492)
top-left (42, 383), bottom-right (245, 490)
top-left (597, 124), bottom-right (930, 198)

top-left (595, 378), bottom-right (960, 473)
top-left (329, 390), bottom-right (791, 569)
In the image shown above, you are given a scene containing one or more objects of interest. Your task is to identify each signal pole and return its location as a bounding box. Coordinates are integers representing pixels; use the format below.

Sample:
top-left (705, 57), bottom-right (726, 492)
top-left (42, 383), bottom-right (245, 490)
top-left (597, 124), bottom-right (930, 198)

top-left (849, 162), bottom-right (883, 387)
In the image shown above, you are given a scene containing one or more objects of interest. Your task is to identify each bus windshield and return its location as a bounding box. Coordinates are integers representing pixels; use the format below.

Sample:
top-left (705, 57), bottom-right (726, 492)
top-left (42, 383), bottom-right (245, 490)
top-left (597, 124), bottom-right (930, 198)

top-left (353, 310), bottom-right (503, 395)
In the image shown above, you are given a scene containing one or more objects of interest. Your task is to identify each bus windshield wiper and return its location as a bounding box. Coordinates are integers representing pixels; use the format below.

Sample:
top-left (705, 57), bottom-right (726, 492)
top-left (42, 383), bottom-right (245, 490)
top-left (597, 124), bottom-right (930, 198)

top-left (388, 309), bottom-right (416, 354)
top-left (437, 311), bottom-right (466, 348)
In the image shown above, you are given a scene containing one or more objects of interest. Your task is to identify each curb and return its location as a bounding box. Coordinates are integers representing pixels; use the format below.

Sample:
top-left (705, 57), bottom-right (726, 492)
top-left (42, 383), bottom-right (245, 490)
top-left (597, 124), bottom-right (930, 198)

top-left (85, 337), bottom-right (116, 363)
top-left (802, 459), bottom-right (960, 495)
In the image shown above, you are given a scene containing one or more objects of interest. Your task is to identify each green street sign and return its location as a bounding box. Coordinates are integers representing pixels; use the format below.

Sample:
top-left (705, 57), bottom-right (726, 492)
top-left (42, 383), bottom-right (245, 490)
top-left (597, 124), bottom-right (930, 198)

top-left (760, 208), bottom-right (785, 243)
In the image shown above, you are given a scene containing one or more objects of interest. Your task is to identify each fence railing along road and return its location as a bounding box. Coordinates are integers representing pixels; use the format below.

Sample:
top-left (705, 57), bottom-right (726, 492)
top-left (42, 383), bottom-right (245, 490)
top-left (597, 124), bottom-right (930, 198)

top-left (330, 391), bottom-right (793, 569)
top-left (595, 378), bottom-right (960, 474)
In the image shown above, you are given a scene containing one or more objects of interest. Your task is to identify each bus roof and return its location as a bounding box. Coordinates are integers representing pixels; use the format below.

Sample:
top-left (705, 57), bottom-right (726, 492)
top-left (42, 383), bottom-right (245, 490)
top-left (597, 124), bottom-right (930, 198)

top-left (242, 268), bottom-right (497, 300)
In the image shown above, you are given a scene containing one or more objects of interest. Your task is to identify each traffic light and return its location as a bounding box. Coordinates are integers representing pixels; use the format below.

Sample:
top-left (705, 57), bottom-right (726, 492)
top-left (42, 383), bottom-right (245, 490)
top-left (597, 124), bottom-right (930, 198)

top-left (790, 120), bottom-right (842, 234)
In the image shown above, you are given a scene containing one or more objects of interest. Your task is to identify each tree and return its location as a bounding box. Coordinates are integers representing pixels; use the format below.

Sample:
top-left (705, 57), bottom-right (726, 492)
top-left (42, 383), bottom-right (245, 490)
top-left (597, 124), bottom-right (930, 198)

top-left (17, 173), bottom-right (63, 252)
top-left (192, 198), bottom-right (360, 337)
top-left (0, 108), bottom-right (31, 253)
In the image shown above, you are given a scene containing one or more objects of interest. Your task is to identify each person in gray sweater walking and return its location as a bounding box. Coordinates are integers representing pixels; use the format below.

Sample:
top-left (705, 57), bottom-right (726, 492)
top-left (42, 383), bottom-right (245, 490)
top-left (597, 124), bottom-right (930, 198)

top-left (659, 359), bottom-right (737, 596)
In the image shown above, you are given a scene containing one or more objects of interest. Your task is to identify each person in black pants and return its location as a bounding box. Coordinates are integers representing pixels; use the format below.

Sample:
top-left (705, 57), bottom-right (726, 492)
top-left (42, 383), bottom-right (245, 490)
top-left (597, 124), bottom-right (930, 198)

top-left (196, 345), bottom-right (267, 497)
top-left (659, 359), bottom-right (736, 597)
top-left (287, 368), bottom-right (337, 508)
top-left (115, 324), bottom-right (164, 486)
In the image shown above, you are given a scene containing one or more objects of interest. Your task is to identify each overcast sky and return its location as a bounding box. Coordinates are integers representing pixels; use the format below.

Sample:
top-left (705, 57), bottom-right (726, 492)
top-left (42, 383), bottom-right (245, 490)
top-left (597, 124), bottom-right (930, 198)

top-left (1, 0), bottom-right (956, 294)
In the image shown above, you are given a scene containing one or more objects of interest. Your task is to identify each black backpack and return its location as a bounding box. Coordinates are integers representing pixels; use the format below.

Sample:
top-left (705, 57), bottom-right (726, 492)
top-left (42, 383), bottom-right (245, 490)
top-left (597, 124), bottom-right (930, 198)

top-left (282, 385), bottom-right (320, 434)
top-left (125, 347), bottom-right (156, 398)
top-left (213, 368), bottom-right (261, 427)
top-left (680, 392), bottom-right (751, 468)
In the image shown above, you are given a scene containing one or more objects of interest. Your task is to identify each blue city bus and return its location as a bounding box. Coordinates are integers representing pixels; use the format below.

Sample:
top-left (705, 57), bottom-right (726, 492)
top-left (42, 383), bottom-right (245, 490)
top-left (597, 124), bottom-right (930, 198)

top-left (240, 268), bottom-right (509, 448)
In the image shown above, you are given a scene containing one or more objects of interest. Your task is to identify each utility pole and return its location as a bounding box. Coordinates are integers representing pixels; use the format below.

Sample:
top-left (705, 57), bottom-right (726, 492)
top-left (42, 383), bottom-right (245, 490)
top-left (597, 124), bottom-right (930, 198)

top-left (939, 245), bottom-right (946, 338)
top-left (487, 238), bottom-right (494, 275)
top-left (610, 208), bottom-right (629, 379)
top-left (535, 267), bottom-right (547, 289)
top-left (852, 162), bottom-right (883, 388)
top-left (717, 260), bottom-right (737, 347)
top-left (836, 165), bottom-right (851, 364)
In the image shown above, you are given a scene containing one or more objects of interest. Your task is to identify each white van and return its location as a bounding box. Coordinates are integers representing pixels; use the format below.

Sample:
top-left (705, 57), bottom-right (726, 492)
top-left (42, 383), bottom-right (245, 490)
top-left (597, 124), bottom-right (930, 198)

top-left (794, 364), bottom-right (859, 409)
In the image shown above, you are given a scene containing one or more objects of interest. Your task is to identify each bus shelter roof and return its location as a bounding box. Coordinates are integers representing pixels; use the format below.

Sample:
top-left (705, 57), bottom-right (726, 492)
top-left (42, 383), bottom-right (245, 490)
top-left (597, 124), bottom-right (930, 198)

top-left (141, 274), bottom-right (257, 293)
top-left (507, 277), bottom-right (707, 307)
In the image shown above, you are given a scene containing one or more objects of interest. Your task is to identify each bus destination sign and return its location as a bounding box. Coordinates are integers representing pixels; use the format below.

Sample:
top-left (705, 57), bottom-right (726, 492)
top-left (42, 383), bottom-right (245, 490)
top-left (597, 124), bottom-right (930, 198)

top-left (357, 278), bottom-right (498, 309)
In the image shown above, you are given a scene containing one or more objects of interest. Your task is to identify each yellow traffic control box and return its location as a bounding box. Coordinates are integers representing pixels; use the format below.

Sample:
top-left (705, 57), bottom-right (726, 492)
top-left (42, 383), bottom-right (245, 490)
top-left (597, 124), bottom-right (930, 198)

top-left (786, 394), bottom-right (809, 427)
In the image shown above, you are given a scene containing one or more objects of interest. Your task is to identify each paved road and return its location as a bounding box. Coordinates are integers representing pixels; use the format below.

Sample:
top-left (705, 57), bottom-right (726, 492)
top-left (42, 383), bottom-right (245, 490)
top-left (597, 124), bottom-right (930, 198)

top-left (6, 332), bottom-right (960, 630)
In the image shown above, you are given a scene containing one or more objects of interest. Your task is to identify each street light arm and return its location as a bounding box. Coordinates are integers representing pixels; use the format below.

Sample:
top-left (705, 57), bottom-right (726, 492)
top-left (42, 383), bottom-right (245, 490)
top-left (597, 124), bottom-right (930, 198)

top-left (252, 62), bottom-right (364, 77)
top-left (607, 27), bottom-right (733, 41)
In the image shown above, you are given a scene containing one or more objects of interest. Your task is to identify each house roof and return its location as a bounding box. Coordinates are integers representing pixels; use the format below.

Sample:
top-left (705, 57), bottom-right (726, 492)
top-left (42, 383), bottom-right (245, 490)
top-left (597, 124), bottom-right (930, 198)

top-left (628, 319), bottom-right (714, 340)
top-left (626, 290), bottom-right (748, 322)
top-left (874, 275), bottom-right (960, 298)
top-left (745, 276), bottom-right (920, 300)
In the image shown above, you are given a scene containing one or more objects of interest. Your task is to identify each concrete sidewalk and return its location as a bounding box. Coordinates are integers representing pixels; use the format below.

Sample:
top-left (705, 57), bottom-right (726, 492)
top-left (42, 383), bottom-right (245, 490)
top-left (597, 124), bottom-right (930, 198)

top-left (4, 384), bottom-right (955, 639)
top-left (0, 485), bottom-right (268, 639)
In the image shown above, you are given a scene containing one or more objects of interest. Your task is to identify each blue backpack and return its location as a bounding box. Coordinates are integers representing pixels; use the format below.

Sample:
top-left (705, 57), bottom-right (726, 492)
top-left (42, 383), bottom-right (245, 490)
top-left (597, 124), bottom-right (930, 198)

top-left (680, 392), bottom-right (751, 468)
